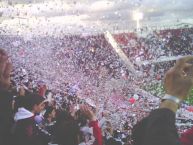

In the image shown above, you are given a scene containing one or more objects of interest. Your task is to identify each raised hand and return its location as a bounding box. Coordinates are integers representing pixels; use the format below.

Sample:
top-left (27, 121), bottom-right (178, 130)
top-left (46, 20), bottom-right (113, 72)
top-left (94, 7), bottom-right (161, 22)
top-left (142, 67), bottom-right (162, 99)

top-left (80, 105), bottom-right (97, 121)
top-left (19, 85), bottom-right (25, 96)
top-left (164, 56), bottom-right (193, 100)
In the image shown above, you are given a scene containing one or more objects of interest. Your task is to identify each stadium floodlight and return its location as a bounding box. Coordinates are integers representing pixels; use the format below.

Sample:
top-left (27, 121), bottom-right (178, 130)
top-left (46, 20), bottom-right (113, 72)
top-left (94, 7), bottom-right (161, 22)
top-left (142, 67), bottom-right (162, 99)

top-left (133, 11), bottom-right (143, 21)
top-left (133, 11), bottom-right (143, 30)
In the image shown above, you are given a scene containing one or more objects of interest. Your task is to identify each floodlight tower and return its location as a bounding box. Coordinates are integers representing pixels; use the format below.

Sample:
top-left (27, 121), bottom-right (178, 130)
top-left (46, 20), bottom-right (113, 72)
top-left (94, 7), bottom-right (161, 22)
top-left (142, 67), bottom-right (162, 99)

top-left (133, 11), bottom-right (143, 31)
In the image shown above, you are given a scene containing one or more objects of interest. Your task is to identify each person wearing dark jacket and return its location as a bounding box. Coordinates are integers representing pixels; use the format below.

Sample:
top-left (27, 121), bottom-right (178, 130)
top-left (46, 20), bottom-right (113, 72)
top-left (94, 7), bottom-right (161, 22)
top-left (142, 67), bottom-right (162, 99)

top-left (39, 106), bottom-right (57, 143)
top-left (53, 105), bottom-right (103, 145)
top-left (12, 93), bottom-right (46, 145)
top-left (0, 49), bottom-right (13, 145)
top-left (0, 88), bottom-right (14, 145)
top-left (132, 56), bottom-right (193, 145)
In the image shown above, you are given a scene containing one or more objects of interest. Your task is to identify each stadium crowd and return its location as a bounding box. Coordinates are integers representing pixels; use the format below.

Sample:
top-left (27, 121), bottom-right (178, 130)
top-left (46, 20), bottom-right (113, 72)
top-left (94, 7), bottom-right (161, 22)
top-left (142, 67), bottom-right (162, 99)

top-left (0, 27), bottom-right (193, 145)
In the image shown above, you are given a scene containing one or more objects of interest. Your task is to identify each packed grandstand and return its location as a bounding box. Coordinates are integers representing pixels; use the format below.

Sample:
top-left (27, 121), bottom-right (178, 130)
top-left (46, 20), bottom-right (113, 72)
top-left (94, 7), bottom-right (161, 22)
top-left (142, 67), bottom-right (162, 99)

top-left (1, 26), bottom-right (193, 145)
top-left (0, 0), bottom-right (193, 145)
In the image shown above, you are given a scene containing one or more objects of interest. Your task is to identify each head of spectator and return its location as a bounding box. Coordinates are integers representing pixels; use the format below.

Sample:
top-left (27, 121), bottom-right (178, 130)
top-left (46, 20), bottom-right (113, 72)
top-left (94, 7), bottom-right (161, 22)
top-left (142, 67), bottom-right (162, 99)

top-left (54, 111), bottom-right (80, 145)
top-left (75, 109), bottom-right (88, 127)
top-left (14, 93), bottom-right (45, 118)
top-left (44, 106), bottom-right (56, 123)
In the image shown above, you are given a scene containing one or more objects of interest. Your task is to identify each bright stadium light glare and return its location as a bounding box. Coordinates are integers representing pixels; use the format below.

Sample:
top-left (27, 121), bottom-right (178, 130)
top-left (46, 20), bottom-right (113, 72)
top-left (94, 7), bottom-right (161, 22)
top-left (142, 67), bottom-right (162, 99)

top-left (133, 11), bottom-right (143, 21)
top-left (133, 11), bottom-right (143, 31)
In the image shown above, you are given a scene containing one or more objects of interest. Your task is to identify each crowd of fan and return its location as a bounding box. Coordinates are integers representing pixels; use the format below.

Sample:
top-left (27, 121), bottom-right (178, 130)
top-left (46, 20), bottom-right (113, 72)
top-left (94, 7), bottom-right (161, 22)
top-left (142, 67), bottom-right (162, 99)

top-left (0, 27), bottom-right (193, 145)
top-left (8, 66), bottom-right (159, 145)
